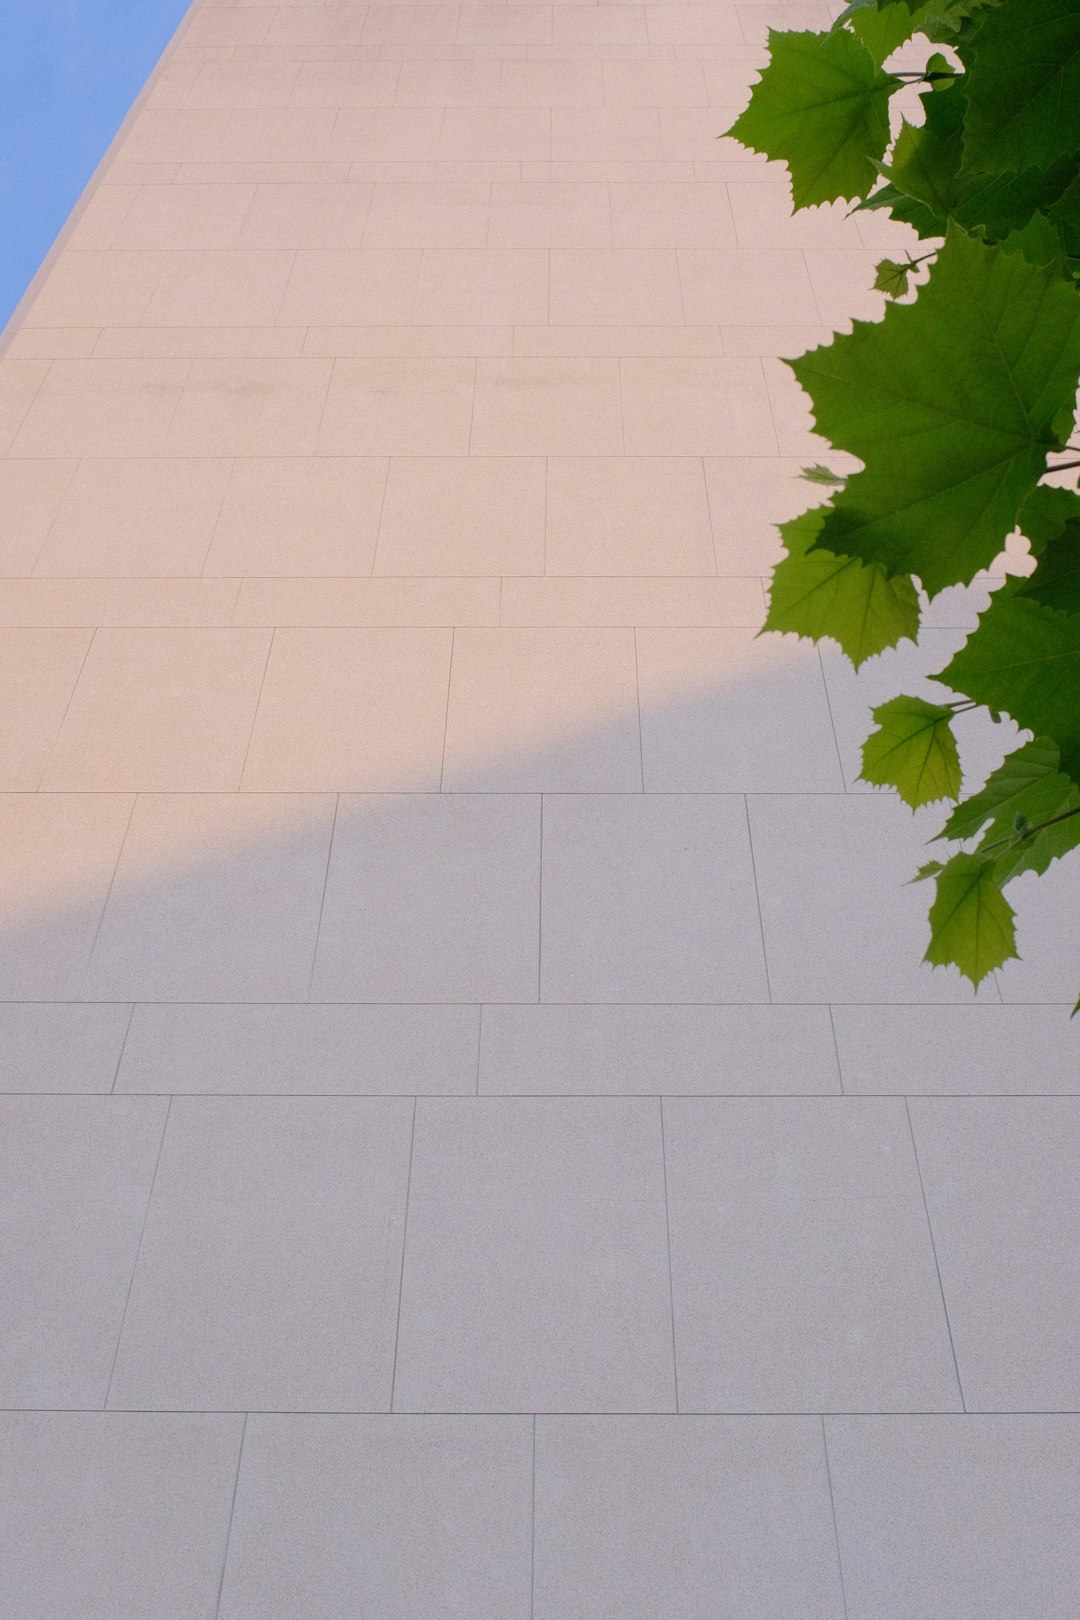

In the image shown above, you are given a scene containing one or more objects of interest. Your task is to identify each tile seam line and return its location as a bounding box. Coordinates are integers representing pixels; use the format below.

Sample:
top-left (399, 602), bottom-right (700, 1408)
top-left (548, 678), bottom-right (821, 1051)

top-left (33, 624), bottom-right (99, 791)
top-left (75, 791), bottom-right (139, 1000)
top-left (305, 792), bottom-right (341, 1002)
top-left (5, 1406), bottom-right (1057, 1419)
top-left (658, 1096), bottom-right (681, 1412)
top-left (820, 1416), bottom-right (851, 1620)
top-left (905, 1096), bottom-right (967, 1413)
top-left (213, 1410), bottom-right (248, 1620)
top-left (109, 1003), bottom-right (138, 1096)
top-left (0, 0), bottom-right (209, 359)
top-left (102, 1092), bottom-right (173, 1410)
top-left (388, 1097), bottom-right (418, 1414)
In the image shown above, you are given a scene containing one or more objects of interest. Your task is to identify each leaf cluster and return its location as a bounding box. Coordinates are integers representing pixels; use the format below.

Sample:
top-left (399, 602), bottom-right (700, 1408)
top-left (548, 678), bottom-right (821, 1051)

top-left (725, 0), bottom-right (1080, 997)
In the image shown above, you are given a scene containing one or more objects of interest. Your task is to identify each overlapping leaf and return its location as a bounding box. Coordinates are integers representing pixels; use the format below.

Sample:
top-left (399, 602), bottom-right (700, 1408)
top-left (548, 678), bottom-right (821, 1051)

top-left (959, 0), bottom-right (1080, 177)
top-left (940, 737), bottom-right (1080, 880)
top-left (725, 28), bottom-right (897, 208)
top-left (763, 507), bottom-right (920, 666)
top-left (793, 228), bottom-right (1080, 594)
top-left (936, 593), bottom-right (1080, 781)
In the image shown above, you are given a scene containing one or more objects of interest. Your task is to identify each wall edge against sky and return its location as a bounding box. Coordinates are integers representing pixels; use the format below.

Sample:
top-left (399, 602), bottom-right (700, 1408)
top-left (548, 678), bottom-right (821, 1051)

top-left (0, 0), bottom-right (202, 360)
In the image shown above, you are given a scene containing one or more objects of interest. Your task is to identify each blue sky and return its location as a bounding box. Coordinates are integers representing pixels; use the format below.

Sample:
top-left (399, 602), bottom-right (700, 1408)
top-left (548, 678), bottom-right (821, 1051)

top-left (0, 0), bottom-right (190, 331)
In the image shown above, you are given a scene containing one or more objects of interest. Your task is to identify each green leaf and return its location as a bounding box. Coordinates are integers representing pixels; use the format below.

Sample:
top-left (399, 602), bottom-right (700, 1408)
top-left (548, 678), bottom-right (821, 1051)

top-left (860, 693), bottom-right (963, 804)
top-left (792, 228), bottom-right (1080, 595)
top-left (874, 257), bottom-right (913, 296)
top-left (938, 735), bottom-right (1080, 879)
top-left (876, 86), bottom-right (965, 231)
top-left (941, 736), bottom-right (1071, 838)
top-left (998, 212), bottom-right (1070, 273)
top-left (959, 0), bottom-right (1080, 178)
top-left (954, 155), bottom-right (1080, 241)
top-left (912, 858), bottom-right (945, 880)
top-left (936, 593), bottom-right (1080, 781)
top-left (924, 851), bottom-right (1018, 984)
top-left (854, 179), bottom-right (946, 239)
top-left (763, 505), bottom-right (921, 667)
top-left (1015, 509), bottom-right (1080, 616)
top-left (849, 1), bottom-right (931, 64)
top-left (801, 463), bottom-right (848, 486)
top-left (1019, 484), bottom-right (1080, 551)
top-left (922, 0), bottom-right (1003, 32)
top-left (725, 28), bottom-right (898, 208)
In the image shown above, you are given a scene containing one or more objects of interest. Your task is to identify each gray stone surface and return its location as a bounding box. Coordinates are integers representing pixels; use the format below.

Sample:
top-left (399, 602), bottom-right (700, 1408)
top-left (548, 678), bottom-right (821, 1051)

top-left (117, 1001), bottom-right (480, 1094)
top-left (534, 1416), bottom-right (845, 1620)
top-left (0, 1412), bottom-right (242, 1620)
top-left (540, 794), bottom-right (768, 1003)
top-left (394, 1098), bottom-right (676, 1412)
top-left (0, 1095), bottom-right (167, 1406)
top-left (827, 1415), bottom-right (1080, 1619)
top-left (664, 1098), bottom-right (962, 1412)
top-left (219, 1416), bottom-right (532, 1619)
top-left (108, 1097), bottom-right (413, 1411)
top-left (909, 1098), bottom-right (1080, 1409)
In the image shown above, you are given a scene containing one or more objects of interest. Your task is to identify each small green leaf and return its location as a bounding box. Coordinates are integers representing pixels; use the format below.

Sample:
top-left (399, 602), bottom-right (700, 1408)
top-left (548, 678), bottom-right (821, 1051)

top-left (924, 851), bottom-right (1018, 986)
top-left (912, 858), bottom-right (946, 881)
top-left (801, 463), bottom-right (848, 486)
top-left (763, 506), bottom-right (921, 667)
top-left (861, 694), bottom-right (963, 806)
top-left (924, 51), bottom-right (954, 81)
top-left (874, 257), bottom-right (913, 297)
top-left (725, 28), bottom-right (898, 208)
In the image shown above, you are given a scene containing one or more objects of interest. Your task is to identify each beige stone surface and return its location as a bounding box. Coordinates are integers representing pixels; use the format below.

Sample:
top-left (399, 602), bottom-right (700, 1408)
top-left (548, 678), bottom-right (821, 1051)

top-left (3, 0), bottom-right (1078, 1613)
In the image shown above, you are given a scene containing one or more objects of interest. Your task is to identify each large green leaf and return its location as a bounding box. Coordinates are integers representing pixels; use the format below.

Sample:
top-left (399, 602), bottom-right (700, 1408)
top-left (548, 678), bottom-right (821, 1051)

top-left (860, 694), bottom-right (962, 805)
top-left (936, 592), bottom-right (1080, 780)
top-left (763, 507), bottom-right (920, 666)
top-left (924, 851), bottom-right (1017, 984)
top-left (793, 228), bottom-right (1080, 594)
top-left (959, 0), bottom-right (1080, 177)
top-left (725, 28), bottom-right (897, 209)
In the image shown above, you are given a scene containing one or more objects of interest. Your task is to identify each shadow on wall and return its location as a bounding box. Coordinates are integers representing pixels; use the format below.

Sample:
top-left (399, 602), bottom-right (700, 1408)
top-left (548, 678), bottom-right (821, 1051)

top-left (1, 638), bottom-right (1076, 1018)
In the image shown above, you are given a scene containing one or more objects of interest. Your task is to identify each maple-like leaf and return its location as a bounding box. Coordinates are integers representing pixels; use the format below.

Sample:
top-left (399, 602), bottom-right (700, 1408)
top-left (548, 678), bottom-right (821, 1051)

top-left (763, 506), bottom-right (920, 667)
top-left (873, 258), bottom-right (914, 297)
top-left (924, 851), bottom-right (1018, 985)
top-left (861, 694), bottom-right (962, 805)
top-left (792, 228), bottom-right (1080, 595)
top-left (725, 28), bottom-right (898, 208)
